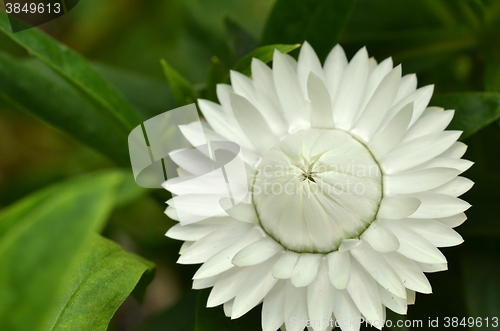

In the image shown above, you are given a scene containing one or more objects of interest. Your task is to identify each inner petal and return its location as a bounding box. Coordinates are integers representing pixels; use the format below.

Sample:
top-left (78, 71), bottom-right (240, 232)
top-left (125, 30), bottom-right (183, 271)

top-left (252, 129), bottom-right (383, 253)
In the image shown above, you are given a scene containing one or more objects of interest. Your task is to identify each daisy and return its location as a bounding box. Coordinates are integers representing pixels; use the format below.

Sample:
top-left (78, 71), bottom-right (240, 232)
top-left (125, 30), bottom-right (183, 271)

top-left (163, 42), bottom-right (473, 331)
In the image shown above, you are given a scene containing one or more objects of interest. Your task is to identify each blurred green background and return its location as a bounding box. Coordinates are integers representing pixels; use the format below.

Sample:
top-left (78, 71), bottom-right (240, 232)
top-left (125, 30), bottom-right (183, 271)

top-left (1, 0), bottom-right (500, 330)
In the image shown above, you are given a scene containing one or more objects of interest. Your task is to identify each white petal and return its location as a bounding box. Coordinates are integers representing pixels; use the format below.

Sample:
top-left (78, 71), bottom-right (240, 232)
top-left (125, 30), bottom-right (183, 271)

top-left (193, 275), bottom-right (217, 289)
top-left (198, 99), bottom-right (252, 148)
top-left (291, 253), bottom-right (323, 287)
top-left (384, 85), bottom-right (434, 128)
top-left (323, 44), bottom-right (348, 103)
top-left (394, 74), bottom-right (417, 104)
top-left (367, 102), bottom-right (413, 159)
top-left (359, 57), bottom-right (394, 112)
top-left (224, 299), bottom-right (234, 317)
top-left (361, 221), bottom-right (400, 252)
top-left (384, 168), bottom-right (460, 195)
top-left (407, 289), bottom-right (416, 305)
top-left (377, 197), bottom-right (421, 219)
top-left (178, 222), bottom-right (252, 264)
top-left (351, 65), bottom-right (402, 141)
top-left (381, 131), bottom-right (462, 174)
top-left (333, 290), bottom-right (361, 331)
top-left (403, 219), bottom-right (464, 247)
top-left (378, 286), bottom-right (407, 315)
top-left (168, 148), bottom-right (214, 176)
top-left (408, 192), bottom-right (471, 219)
top-left (326, 250), bottom-right (351, 289)
top-left (431, 176), bottom-right (474, 197)
top-left (193, 227), bottom-right (263, 279)
top-left (351, 241), bottom-right (406, 298)
top-left (284, 281), bottom-right (309, 331)
top-left (307, 260), bottom-right (335, 331)
top-left (216, 84), bottom-right (233, 112)
top-left (401, 109), bottom-right (454, 143)
top-left (166, 223), bottom-right (219, 241)
top-left (230, 92), bottom-right (278, 154)
top-left (346, 261), bottom-right (384, 326)
top-left (298, 41), bottom-right (325, 96)
top-left (222, 200), bottom-right (259, 224)
top-left (308, 72), bottom-right (334, 128)
top-left (262, 281), bottom-right (286, 331)
top-left (272, 251), bottom-right (300, 279)
top-left (416, 261), bottom-right (448, 273)
top-left (273, 50), bottom-right (309, 132)
top-left (383, 252), bottom-right (432, 294)
top-left (339, 239), bottom-right (361, 252)
top-left (383, 220), bottom-right (447, 264)
top-left (410, 157), bottom-right (474, 174)
top-left (439, 141), bottom-right (467, 159)
top-left (232, 236), bottom-right (284, 267)
top-left (437, 213), bottom-right (467, 228)
top-left (332, 47), bottom-right (369, 130)
top-left (232, 258), bottom-right (279, 319)
top-left (206, 267), bottom-right (252, 307)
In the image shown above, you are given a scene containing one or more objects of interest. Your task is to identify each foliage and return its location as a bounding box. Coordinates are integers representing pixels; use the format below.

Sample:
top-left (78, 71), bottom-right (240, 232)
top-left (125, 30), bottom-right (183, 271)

top-left (1, 0), bottom-right (500, 330)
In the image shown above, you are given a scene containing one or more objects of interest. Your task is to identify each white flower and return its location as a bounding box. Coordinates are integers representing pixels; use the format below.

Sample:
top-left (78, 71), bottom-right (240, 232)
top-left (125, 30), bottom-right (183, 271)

top-left (164, 42), bottom-right (473, 331)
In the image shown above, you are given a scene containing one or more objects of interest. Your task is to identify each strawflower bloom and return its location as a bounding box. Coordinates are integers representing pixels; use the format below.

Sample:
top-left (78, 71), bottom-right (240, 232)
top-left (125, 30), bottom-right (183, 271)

top-left (164, 42), bottom-right (473, 331)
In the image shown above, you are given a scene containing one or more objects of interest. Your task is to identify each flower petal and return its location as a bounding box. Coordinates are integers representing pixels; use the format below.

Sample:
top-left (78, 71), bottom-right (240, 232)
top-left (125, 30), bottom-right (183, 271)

top-left (273, 50), bottom-right (309, 132)
top-left (377, 197), bottom-right (421, 219)
top-left (384, 252), bottom-right (432, 294)
top-left (333, 290), bottom-right (362, 331)
top-left (308, 72), bottom-right (334, 128)
top-left (326, 250), bottom-right (351, 289)
top-left (291, 253), bottom-right (323, 287)
top-left (323, 44), bottom-right (348, 104)
top-left (346, 261), bottom-right (384, 327)
top-left (298, 41), bottom-right (325, 96)
top-left (384, 168), bottom-right (460, 195)
top-left (332, 47), bottom-right (369, 130)
top-left (383, 220), bottom-right (447, 264)
top-left (307, 260), bottom-right (335, 331)
top-left (262, 281), bottom-right (286, 331)
top-left (351, 241), bottom-right (407, 298)
top-left (361, 221), bottom-right (399, 252)
top-left (272, 251), bottom-right (300, 279)
top-left (403, 219), bottom-right (464, 247)
top-left (230, 92), bottom-right (278, 154)
top-left (408, 192), bottom-right (471, 219)
top-left (232, 236), bottom-right (284, 267)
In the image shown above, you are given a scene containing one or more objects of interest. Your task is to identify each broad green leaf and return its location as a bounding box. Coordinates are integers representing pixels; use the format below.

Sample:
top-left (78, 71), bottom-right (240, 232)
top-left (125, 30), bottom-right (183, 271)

top-left (431, 92), bottom-right (500, 140)
top-left (47, 234), bottom-right (155, 331)
top-left (233, 44), bottom-right (301, 76)
top-left (0, 51), bottom-right (130, 166)
top-left (0, 171), bottom-right (122, 331)
top-left (161, 59), bottom-right (198, 107)
top-left (0, 12), bottom-right (143, 136)
top-left (224, 15), bottom-right (258, 62)
top-left (261, 0), bottom-right (358, 61)
top-left (195, 289), bottom-right (261, 331)
top-left (204, 56), bottom-right (228, 102)
top-left (93, 62), bottom-right (176, 120)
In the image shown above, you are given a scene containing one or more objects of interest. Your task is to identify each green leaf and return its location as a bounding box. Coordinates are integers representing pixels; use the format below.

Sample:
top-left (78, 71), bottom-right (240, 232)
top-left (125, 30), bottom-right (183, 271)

top-left (261, 0), bottom-right (358, 61)
top-left (0, 12), bottom-right (143, 136)
top-left (47, 234), bottom-right (155, 331)
top-left (161, 58), bottom-right (198, 107)
top-left (233, 44), bottom-right (301, 76)
top-left (431, 92), bottom-right (500, 140)
top-left (93, 62), bottom-right (176, 120)
top-left (195, 289), bottom-right (262, 331)
top-left (0, 171), bottom-right (122, 331)
top-left (0, 51), bottom-right (130, 166)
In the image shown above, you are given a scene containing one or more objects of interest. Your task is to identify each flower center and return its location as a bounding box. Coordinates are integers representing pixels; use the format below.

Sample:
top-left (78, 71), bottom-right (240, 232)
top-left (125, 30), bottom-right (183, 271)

top-left (252, 129), bottom-right (383, 253)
